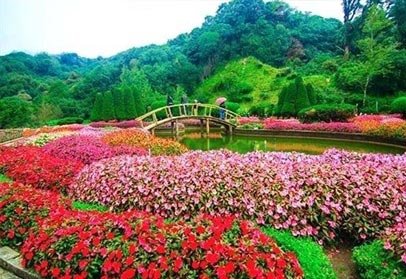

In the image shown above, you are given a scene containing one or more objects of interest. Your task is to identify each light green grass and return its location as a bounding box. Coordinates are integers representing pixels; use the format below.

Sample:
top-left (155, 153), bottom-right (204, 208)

top-left (72, 201), bottom-right (108, 212)
top-left (0, 173), bottom-right (11, 183)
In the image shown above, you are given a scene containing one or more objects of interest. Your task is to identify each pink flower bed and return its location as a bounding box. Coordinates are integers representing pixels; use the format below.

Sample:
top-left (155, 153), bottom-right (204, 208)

top-left (90, 120), bottom-right (143, 129)
top-left (43, 135), bottom-right (148, 165)
top-left (237, 117), bottom-right (262, 125)
top-left (70, 149), bottom-right (406, 243)
top-left (264, 119), bottom-right (361, 133)
top-left (384, 221), bottom-right (406, 264)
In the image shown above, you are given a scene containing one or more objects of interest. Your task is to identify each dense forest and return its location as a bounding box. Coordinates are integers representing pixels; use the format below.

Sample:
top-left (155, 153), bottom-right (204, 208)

top-left (1, 0), bottom-right (405, 128)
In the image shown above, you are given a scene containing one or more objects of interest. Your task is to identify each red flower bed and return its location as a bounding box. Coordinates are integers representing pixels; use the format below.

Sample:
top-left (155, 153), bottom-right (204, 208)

top-left (22, 211), bottom-right (303, 279)
top-left (0, 183), bottom-right (70, 248)
top-left (90, 120), bottom-right (143, 129)
top-left (43, 135), bottom-right (147, 165)
top-left (0, 146), bottom-right (83, 191)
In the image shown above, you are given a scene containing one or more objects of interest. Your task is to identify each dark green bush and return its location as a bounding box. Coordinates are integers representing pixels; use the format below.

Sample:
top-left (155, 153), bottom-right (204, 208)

top-left (263, 227), bottom-right (336, 279)
top-left (226, 101), bottom-right (240, 113)
top-left (249, 103), bottom-right (274, 117)
top-left (352, 240), bottom-right (406, 279)
top-left (298, 104), bottom-right (355, 123)
top-left (391, 97), bottom-right (406, 117)
top-left (47, 117), bottom-right (84, 126)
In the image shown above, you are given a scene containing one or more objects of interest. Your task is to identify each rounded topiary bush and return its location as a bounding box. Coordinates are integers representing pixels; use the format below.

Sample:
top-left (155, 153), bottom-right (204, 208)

top-left (298, 104), bottom-right (355, 123)
top-left (391, 97), bottom-right (406, 117)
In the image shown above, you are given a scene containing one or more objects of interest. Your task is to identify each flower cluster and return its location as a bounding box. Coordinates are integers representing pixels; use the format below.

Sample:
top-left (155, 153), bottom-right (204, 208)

top-left (351, 115), bottom-right (406, 140)
top-left (22, 210), bottom-right (303, 279)
top-left (71, 149), bottom-right (406, 243)
top-left (264, 119), bottom-right (361, 133)
top-left (0, 146), bottom-right (83, 191)
top-left (43, 135), bottom-right (147, 165)
top-left (102, 129), bottom-right (188, 155)
top-left (90, 120), bottom-right (143, 129)
top-left (383, 220), bottom-right (406, 264)
top-left (237, 117), bottom-right (262, 125)
top-left (0, 183), bottom-right (70, 248)
top-left (22, 124), bottom-right (85, 137)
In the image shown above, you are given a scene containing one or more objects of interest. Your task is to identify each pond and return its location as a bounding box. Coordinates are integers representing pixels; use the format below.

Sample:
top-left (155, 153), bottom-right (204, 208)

top-left (166, 132), bottom-right (405, 154)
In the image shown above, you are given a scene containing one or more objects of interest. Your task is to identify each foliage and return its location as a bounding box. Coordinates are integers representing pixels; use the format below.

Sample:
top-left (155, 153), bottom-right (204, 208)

top-left (72, 200), bottom-right (108, 212)
top-left (43, 135), bottom-right (148, 165)
top-left (351, 114), bottom-right (406, 139)
top-left (276, 77), bottom-right (315, 117)
top-left (391, 96), bottom-right (406, 117)
top-left (101, 91), bottom-right (116, 121)
top-left (0, 146), bottom-right (83, 192)
top-left (352, 240), bottom-right (406, 279)
top-left (263, 228), bottom-right (336, 279)
top-left (71, 149), bottom-right (406, 243)
top-left (102, 129), bottom-right (188, 155)
top-left (89, 120), bottom-right (142, 129)
top-left (90, 93), bottom-right (104, 121)
top-left (0, 96), bottom-right (33, 128)
top-left (47, 117), bottom-right (84, 126)
top-left (0, 173), bottom-right (11, 183)
top-left (298, 104), bottom-right (355, 123)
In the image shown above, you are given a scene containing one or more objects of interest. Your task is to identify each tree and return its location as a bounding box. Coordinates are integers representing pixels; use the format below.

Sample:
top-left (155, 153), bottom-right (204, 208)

top-left (306, 84), bottom-right (317, 105)
top-left (90, 93), bottom-right (103, 121)
top-left (121, 86), bottom-right (137, 119)
top-left (112, 89), bottom-right (126, 120)
top-left (357, 5), bottom-right (398, 106)
top-left (101, 91), bottom-right (116, 121)
top-left (342, 0), bottom-right (363, 58)
top-left (37, 103), bottom-right (63, 123)
top-left (278, 77), bottom-right (314, 117)
top-left (391, 0), bottom-right (406, 46)
top-left (280, 82), bottom-right (297, 117)
top-left (0, 97), bottom-right (33, 128)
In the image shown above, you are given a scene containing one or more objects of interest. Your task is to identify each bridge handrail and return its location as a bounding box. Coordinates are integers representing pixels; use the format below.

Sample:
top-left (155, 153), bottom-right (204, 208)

top-left (136, 103), bottom-right (239, 129)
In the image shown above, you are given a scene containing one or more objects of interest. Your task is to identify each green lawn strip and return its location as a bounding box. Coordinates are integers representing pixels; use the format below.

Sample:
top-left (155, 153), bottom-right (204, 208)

top-left (263, 227), bottom-right (337, 279)
top-left (0, 173), bottom-right (12, 183)
top-left (352, 240), bottom-right (406, 279)
top-left (72, 200), bottom-right (108, 212)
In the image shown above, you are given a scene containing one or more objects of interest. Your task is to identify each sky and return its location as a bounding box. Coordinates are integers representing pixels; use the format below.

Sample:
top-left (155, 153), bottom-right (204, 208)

top-left (0, 0), bottom-right (343, 58)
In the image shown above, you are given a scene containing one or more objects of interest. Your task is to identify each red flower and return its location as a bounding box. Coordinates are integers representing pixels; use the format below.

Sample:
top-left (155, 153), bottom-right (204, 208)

top-left (205, 252), bottom-right (220, 265)
top-left (121, 268), bottom-right (136, 279)
top-left (51, 267), bottom-right (61, 277)
top-left (173, 257), bottom-right (183, 272)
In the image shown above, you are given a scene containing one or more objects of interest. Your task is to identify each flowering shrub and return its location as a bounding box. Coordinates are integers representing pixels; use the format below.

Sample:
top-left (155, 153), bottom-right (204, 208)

top-left (22, 124), bottom-right (85, 137)
top-left (350, 114), bottom-right (406, 140)
top-left (43, 135), bottom-right (147, 165)
top-left (71, 150), bottom-right (406, 243)
top-left (102, 129), bottom-right (188, 155)
top-left (237, 117), bottom-right (262, 125)
top-left (0, 183), bottom-right (70, 248)
top-left (22, 211), bottom-right (303, 279)
top-left (0, 146), bottom-right (83, 191)
top-left (383, 221), bottom-right (406, 264)
top-left (264, 119), bottom-right (361, 133)
top-left (90, 120), bottom-right (143, 129)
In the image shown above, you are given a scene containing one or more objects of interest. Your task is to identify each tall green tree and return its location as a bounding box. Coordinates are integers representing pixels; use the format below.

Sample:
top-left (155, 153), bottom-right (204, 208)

top-left (90, 93), bottom-right (103, 121)
top-left (101, 91), bottom-right (115, 121)
top-left (121, 86), bottom-right (137, 119)
top-left (391, 0), bottom-right (406, 46)
top-left (112, 89), bottom-right (126, 120)
top-left (357, 5), bottom-right (398, 106)
top-left (342, 0), bottom-right (363, 58)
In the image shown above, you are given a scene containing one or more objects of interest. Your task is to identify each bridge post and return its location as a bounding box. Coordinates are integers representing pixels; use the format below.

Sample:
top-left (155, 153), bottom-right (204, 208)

top-left (175, 120), bottom-right (179, 136)
top-left (206, 119), bottom-right (210, 134)
top-left (200, 119), bottom-right (204, 134)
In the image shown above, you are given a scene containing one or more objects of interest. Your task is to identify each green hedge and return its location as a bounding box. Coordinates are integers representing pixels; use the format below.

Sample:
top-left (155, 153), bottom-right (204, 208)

top-left (298, 104), bottom-right (355, 123)
top-left (0, 173), bottom-right (11, 183)
top-left (391, 97), bottom-right (406, 117)
top-left (352, 240), bottom-right (406, 279)
top-left (46, 117), bottom-right (84, 126)
top-left (263, 227), bottom-right (336, 279)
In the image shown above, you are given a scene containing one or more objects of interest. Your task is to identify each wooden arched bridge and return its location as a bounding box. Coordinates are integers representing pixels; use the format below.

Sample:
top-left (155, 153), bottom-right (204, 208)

top-left (136, 103), bottom-right (239, 134)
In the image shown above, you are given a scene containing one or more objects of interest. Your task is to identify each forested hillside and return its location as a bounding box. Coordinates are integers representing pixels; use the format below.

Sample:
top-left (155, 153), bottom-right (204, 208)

top-left (1, 0), bottom-right (405, 128)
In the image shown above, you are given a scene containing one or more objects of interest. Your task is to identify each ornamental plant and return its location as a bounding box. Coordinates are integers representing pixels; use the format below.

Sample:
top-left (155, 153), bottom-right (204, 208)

top-left (21, 212), bottom-right (303, 279)
top-left (102, 129), bottom-right (188, 155)
top-left (0, 183), bottom-right (70, 248)
top-left (71, 149), bottom-right (406, 243)
top-left (0, 146), bottom-right (83, 192)
top-left (383, 220), bottom-right (406, 264)
top-left (264, 119), bottom-right (361, 133)
top-left (43, 135), bottom-right (147, 165)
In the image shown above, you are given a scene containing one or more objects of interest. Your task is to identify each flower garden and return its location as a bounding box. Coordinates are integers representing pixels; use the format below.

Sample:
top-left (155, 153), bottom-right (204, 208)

top-left (0, 123), bottom-right (405, 278)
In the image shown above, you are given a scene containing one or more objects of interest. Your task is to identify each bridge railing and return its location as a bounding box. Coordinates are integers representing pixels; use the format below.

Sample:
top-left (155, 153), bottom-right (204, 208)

top-left (136, 103), bottom-right (239, 129)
